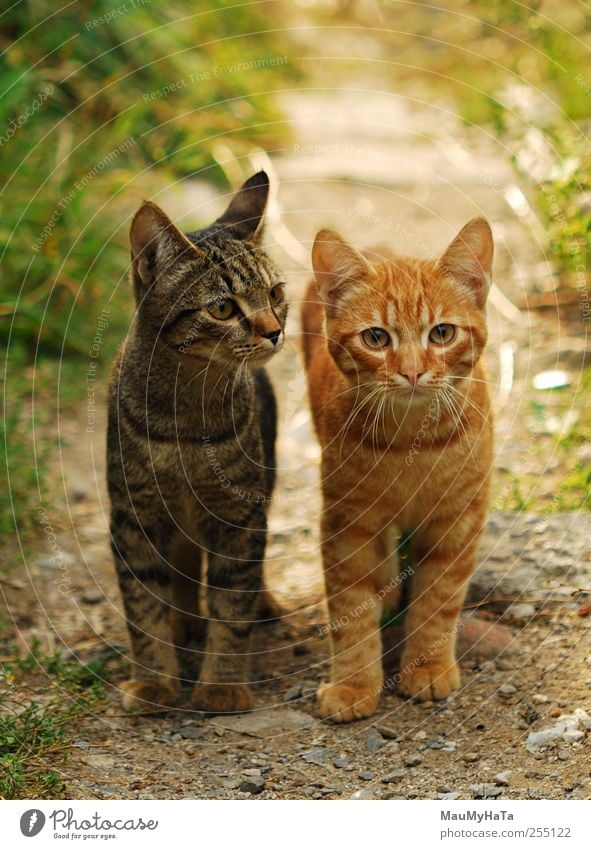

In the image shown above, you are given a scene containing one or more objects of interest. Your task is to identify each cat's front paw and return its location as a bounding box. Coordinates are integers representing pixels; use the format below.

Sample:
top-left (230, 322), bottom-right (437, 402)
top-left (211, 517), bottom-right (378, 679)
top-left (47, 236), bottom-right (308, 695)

top-left (397, 660), bottom-right (460, 702)
top-left (191, 683), bottom-right (254, 714)
top-left (317, 682), bottom-right (380, 723)
top-left (121, 678), bottom-right (178, 711)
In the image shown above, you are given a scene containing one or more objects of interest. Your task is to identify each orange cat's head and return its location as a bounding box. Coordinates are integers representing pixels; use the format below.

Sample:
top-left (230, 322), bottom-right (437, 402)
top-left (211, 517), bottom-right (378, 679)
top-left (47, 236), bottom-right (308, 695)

top-left (311, 219), bottom-right (493, 404)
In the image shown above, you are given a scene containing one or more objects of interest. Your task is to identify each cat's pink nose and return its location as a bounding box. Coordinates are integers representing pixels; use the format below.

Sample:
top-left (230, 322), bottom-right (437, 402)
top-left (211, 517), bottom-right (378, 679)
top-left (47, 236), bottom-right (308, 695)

top-left (399, 371), bottom-right (425, 387)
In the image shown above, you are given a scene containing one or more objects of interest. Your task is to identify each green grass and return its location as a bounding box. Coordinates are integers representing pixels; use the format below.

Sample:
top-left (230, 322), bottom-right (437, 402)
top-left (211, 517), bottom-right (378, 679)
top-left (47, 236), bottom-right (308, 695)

top-left (493, 366), bottom-right (591, 513)
top-left (0, 640), bottom-right (112, 799)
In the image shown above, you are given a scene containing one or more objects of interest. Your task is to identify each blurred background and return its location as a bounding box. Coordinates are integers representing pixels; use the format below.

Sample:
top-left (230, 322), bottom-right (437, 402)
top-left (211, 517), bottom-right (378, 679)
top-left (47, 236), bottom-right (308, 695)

top-left (1, 0), bottom-right (590, 800)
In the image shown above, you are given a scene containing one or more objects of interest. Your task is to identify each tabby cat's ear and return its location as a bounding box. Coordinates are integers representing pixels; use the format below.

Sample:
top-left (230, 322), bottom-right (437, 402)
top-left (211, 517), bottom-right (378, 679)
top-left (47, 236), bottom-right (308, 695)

top-left (439, 217), bottom-right (494, 308)
top-left (212, 170), bottom-right (269, 241)
top-left (312, 229), bottom-right (374, 307)
top-left (130, 201), bottom-right (202, 289)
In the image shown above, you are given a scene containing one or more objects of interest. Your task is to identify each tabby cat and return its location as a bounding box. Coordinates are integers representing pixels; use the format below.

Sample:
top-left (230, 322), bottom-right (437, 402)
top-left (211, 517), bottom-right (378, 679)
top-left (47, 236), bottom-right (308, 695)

top-left (301, 219), bottom-right (494, 722)
top-left (107, 172), bottom-right (287, 713)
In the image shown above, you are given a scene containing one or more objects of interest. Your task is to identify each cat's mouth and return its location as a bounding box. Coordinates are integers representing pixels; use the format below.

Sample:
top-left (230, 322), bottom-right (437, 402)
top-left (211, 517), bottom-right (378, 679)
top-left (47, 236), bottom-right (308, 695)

top-left (243, 339), bottom-right (284, 364)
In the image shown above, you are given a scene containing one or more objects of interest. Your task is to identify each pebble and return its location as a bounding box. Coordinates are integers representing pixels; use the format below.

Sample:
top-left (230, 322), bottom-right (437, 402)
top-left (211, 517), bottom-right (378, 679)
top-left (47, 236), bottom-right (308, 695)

top-left (222, 778), bottom-right (241, 790)
top-left (302, 747), bottom-right (334, 766)
top-left (437, 792), bottom-right (461, 800)
top-left (495, 771), bottom-right (512, 786)
top-left (350, 787), bottom-right (377, 800)
top-left (239, 777), bottom-right (265, 794)
top-left (359, 770), bottom-right (374, 781)
top-left (382, 770), bottom-right (405, 784)
top-left (532, 694), bottom-right (549, 704)
top-left (179, 725), bottom-right (207, 740)
top-left (375, 724), bottom-right (398, 740)
top-left (471, 783), bottom-right (502, 799)
top-left (404, 754), bottom-right (423, 768)
top-left (283, 684), bottom-right (303, 702)
top-left (463, 752), bottom-right (480, 763)
top-left (528, 787), bottom-right (543, 799)
top-left (498, 683), bottom-right (517, 697)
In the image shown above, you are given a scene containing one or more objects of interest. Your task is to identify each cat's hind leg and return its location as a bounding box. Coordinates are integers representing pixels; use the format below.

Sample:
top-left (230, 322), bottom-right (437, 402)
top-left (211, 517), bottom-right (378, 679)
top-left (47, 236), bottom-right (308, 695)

top-left (191, 521), bottom-right (265, 714)
top-left (376, 524), bottom-right (402, 616)
top-left (170, 536), bottom-right (206, 648)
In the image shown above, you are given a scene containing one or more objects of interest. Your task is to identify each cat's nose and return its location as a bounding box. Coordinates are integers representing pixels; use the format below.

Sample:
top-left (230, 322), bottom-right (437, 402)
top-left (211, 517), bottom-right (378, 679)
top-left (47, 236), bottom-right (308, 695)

top-left (399, 370), bottom-right (425, 387)
top-left (263, 329), bottom-right (281, 346)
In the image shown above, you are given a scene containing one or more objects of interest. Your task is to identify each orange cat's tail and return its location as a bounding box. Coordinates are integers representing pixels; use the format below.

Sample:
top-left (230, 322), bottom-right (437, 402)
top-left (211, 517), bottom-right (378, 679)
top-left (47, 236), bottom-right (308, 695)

top-left (300, 280), bottom-right (325, 370)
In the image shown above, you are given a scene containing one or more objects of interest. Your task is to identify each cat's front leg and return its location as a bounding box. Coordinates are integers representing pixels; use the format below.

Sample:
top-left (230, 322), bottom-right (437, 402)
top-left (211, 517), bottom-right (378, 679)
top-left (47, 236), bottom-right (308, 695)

top-left (317, 514), bottom-right (383, 723)
top-left (398, 513), bottom-right (483, 702)
top-left (191, 524), bottom-right (265, 714)
top-left (111, 514), bottom-right (180, 710)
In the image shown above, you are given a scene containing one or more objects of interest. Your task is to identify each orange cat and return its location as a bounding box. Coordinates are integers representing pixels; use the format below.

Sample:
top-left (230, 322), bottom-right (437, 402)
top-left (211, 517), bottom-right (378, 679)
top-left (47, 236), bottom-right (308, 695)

top-left (301, 219), bottom-right (494, 722)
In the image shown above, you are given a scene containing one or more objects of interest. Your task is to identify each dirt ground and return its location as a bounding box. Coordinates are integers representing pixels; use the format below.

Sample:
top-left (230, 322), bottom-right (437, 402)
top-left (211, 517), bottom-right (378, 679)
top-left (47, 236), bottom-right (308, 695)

top-left (3, 89), bottom-right (590, 800)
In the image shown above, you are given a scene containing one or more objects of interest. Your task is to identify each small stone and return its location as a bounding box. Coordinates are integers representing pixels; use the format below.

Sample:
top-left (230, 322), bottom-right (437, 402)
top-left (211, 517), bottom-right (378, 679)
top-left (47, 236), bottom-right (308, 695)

top-left (222, 777), bottom-right (241, 790)
top-left (239, 777), bottom-right (265, 794)
top-left (282, 684), bottom-right (303, 702)
top-left (532, 694), bottom-right (549, 704)
top-left (382, 770), bottom-right (405, 784)
top-left (557, 748), bottom-right (570, 761)
top-left (375, 724), bottom-right (398, 740)
top-left (302, 747), bottom-right (334, 767)
top-left (437, 792), bottom-right (460, 800)
top-left (359, 770), bottom-right (374, 781)
top-left (498, 683), bottom-right (517, 697)
top-left (463, 752), bottom-right (480, 763)
top-left (350, 786), bottom-right (377, 800)
top-left (179, 725), bottom-right (207, 740)
top-left (471, 783), bottom-right (502, 799)
top-left (80, 590), bottom-right (104, 605)
top-left (414, 731), bottom-right (427, 741)
top-left (504, 602), bottom-right (536, 621)
top-left (495, 771), bottom-right (512, 786)
top-left (528, 787), bottom-right (543, 799)
top-left (404, 754), bottom-right (422, 768)
top-left (333, 757), bottom-right (350, 769)
top-left (364, 735), bottom-right (383, 753)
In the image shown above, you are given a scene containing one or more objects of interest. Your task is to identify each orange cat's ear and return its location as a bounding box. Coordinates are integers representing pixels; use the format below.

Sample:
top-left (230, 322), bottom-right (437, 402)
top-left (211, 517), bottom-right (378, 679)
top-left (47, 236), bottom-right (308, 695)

top-left (439, 218), bottom-right (494, 308)
top-left (312, 229), bottom-right (374, 307)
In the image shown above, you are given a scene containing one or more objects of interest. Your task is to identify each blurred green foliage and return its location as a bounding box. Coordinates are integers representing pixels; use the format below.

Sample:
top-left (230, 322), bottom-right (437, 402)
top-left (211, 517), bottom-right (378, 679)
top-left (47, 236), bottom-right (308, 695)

top-left (0, 0), bottom-right (293, 355)
top-left (373, 0), bottom-right (591, 278)
top-left (0, 0), bottom-right (293, 539)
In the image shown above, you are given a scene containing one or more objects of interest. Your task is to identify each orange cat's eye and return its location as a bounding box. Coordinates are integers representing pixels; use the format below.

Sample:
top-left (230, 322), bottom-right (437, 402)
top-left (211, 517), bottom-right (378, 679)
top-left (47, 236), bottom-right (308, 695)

top-left (429, 324), bottom-right (456, 345)
top-left (209, 299), bottom-right (236, 320)
top-left (269, 284), bottom-right (285, 306)
top-left (362, 327), bottom-right (390, 349)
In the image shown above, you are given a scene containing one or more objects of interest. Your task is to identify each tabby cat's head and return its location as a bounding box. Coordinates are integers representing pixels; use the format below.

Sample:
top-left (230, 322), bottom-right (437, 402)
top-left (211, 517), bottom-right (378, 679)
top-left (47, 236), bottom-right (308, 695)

top-left (129, 171), bottom-right (287, 367)
top-left (311, 218), bottom-right (493, 403)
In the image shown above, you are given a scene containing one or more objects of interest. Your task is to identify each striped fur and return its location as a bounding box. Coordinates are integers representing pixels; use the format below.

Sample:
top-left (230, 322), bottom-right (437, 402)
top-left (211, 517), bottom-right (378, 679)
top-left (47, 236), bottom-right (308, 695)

top-left (301, 220), bottom-right (494, 722)
top-left (107, 172), bottom-right (288, 713)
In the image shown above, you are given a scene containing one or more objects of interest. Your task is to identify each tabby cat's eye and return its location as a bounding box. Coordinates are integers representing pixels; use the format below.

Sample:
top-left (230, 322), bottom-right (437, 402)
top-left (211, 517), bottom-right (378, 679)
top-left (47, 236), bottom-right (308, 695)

top-left (362, 327), bottom-right (390, 349)
top-left (269, 284), bottom-right (285, 306)
top-left (429, 323), bottom-right (456, 345)
top-left (209, 299), bottom-right (236, 320)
